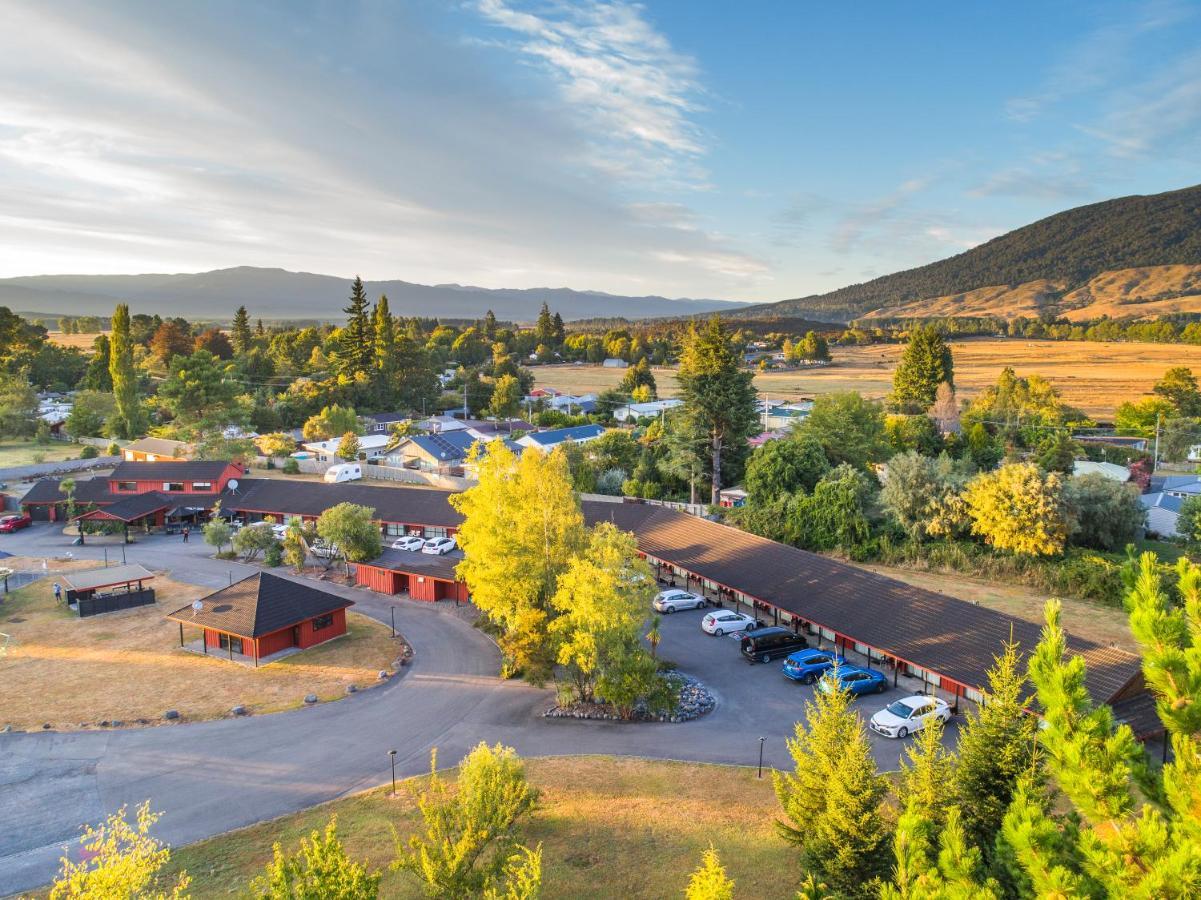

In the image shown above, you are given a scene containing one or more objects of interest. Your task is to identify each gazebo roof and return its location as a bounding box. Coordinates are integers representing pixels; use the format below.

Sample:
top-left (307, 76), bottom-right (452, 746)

top-left (61, 564), bottom-right (155, 593)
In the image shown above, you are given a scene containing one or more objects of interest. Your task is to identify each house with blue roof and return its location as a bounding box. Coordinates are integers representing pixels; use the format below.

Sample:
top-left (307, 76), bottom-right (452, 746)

top-left (384, 431), bottom-right (523, 475)
top-left (516, 424), bottom-right (607, 453)
top-left (1140, 491), bottom-right (1185, 538)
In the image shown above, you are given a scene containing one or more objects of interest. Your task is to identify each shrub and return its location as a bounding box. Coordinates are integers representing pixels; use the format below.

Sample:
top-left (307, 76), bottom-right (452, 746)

top-left (106, 442), bottom-right (121, 456)
top-left (264, 542), bottom-right (283, 567)
top-left (79, 444), bottom-right (99, 459)
top-left (282, 458), bottom-right (300, 474)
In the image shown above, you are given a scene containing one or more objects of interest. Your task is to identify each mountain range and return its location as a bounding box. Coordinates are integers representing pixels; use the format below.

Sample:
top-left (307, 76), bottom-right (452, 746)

top-left (0, 267), bottom-right (744, 323)
top-left (737, 183), bottom-right (1201, 323)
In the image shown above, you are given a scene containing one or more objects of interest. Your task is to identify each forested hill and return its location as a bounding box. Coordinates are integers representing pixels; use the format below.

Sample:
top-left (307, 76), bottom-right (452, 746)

top-left (735, 183), bottom-right (1201, 322)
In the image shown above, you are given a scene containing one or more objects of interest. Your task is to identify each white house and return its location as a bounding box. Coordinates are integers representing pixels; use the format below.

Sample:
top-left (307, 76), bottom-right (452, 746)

top-left (601, 358), bottom-right (628, 369)
top-left (1072, 460), bottom-right (1130, 482)
top-left (516, 424), bottom-right (607, 453)
top-left (302, 433), bottom-right (391, 462)
top-left (1141, 492), bottom-right (1185, 538)
top-left (613, 399), bottom-right (683, 422)
top-left (762, 400), bottom-right (813, 431)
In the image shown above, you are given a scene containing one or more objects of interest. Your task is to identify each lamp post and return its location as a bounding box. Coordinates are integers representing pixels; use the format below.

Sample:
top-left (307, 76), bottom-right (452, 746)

top-left (389, 749), bottom-right (398, 796)
top-left (757, 736), bottom-right (766, 779)
top-left (390, 606), bottom-right (396, 638)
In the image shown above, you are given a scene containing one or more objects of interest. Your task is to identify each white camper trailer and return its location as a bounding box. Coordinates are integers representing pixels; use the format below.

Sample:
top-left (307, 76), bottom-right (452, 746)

top-left (323, 462), bottom-right (362, 483)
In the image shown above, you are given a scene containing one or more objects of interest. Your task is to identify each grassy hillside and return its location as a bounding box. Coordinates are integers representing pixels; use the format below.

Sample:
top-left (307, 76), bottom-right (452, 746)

top-left (740, 184), bottom-right (1201, 322)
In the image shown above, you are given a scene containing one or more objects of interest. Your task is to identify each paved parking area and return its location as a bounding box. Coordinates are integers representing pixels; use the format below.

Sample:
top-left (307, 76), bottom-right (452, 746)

top-left (650, 600), bottom-right (961, 771)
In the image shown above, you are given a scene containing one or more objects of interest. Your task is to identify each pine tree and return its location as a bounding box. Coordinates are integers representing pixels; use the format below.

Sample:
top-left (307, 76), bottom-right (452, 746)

top-left (774, 681), bottom-right (889, 898)
top-left (333, 277), bottom-right (374, 377)
top-left (483, 309), bottom-right (498, 340)
top-left (107, 303), bottom-right (144, 439)
top-left (232, 305), bottom-right (252, 354)
top-left (372, 295), bottom-right (397, 404)
top-left (551, 311), bottom-right (565, 345)
top-left (535, 302), bottom-right (555, 345)
top-left (255, 318), bottom-right (266, 337)
top-left (685, 847), bottom-right (734, 900)
top-left (890, 325), bottom-right (954, 413)
top-left (82, 334), bottom-right (113, 391)
top-left (677, 317), bottom-right (760, 504)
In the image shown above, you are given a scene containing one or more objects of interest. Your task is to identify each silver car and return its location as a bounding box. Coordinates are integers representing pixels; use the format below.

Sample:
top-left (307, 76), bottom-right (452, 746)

top-left (653, 589), bottom-right (706, 613)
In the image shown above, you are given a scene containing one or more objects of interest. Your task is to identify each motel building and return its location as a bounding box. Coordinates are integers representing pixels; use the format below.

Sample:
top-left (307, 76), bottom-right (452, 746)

top-left (21, 462), bottom-right (1162, 747)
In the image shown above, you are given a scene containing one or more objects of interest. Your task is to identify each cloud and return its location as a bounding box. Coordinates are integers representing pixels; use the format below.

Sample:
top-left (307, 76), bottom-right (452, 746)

top-left (969, 155), bottom-right (1094, 200)
top-left (1005, 0), bottom-right (1192, 121)
top-left (1082, 51), bottom-right (1201, 158)
top-left (0, 0), bottom-right (767, 299)
top-left (474, 0), bottom-right (707, 188)
top-left (830, 178), bottom-right (930, 253)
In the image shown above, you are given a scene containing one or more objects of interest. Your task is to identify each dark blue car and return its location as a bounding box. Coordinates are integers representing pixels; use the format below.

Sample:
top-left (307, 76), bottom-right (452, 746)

top-left (781, 649), bottom-right (847, 684)
top-left (818, 665), bottom-right (889, 695)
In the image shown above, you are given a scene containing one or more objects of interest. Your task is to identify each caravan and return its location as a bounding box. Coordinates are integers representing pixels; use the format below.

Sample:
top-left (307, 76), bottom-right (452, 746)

top-left (323, 462), bottom-right (362, 483)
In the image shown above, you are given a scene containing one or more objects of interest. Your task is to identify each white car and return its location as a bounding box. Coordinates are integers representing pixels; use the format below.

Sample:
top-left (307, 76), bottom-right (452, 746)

top-left (270, 523), bottom-right (289, 539)
top-left (421, 536), bottom-right (457, 555)
top-left (392, 535), bottom-right (425, 551)
top-left (653, 589), bottom-right (706, 613)
top-left (701, 610), bottom-right (759, 636)
top-left (869, 695), bottom-right (952, 739)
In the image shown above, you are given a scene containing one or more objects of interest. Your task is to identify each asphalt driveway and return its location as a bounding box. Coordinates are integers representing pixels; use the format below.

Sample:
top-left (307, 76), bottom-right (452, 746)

top-left (0, 524), bottom-right (958, 895)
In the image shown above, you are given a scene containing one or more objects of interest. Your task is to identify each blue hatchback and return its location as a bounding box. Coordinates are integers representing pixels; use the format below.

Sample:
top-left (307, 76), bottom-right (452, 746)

top-left (818, 665), bottom-right (890, 695)
top-left (781, 649), bottom-right (847, 684)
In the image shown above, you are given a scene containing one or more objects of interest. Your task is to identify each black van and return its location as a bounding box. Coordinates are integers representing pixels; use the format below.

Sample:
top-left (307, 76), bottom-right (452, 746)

top-left (740, 626), bottom-right (809, 663)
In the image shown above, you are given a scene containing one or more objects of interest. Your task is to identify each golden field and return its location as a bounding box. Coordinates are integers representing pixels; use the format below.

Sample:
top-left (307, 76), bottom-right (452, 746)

top-left (537, 338), bottom-right (1199, 418)
top-left (47, 331), bottom-right (109, 349)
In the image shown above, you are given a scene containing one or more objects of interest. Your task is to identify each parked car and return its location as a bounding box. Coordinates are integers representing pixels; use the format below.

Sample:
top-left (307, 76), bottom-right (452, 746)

top-left (391, 535), bottom-right (425, 551)
top-left (781, 648), bottom-right (847, 683)
top-left (0, 513), bottom-right (32, 533)
top-left (740, 626), bottom-right (809, 663)
top-left (701, 610), bottom-right (759, 636)
top-left (869, 695), bottom-right (952, 738)
top-left (310, 539), bottom-right (339, 559)
top-left (819, 665), bottom-right (889, 696)
top-left (653, 589), bottom-right (706, 613)
top-left (270, 523), bottom-right (289, 539)
top-left (422, 536), bottom-right (457, 555)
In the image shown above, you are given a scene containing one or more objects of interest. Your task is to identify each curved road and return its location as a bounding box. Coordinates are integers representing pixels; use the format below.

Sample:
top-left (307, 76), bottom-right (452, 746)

top-left (0, 527), bottom-right (935, 895)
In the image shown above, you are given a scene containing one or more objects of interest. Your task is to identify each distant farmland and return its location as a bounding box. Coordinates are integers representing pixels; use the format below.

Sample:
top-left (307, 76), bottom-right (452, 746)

top-left (48, 331), bottom-right (109, 349)
top-left (535, 339), bottom-right (1201, 419)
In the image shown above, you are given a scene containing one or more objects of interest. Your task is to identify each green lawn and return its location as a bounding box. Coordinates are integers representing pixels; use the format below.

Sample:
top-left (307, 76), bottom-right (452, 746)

top-left (136, 757), bottom-right (793, 899)
top-left (0, 440), bottom-right (88, 469)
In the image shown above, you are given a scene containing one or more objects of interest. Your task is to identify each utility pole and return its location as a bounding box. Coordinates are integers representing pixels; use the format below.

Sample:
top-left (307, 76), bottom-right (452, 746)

top-left (1153, 412), bottom-right (1162, 474)
top-left (462, 381), bottom-right (468, 421)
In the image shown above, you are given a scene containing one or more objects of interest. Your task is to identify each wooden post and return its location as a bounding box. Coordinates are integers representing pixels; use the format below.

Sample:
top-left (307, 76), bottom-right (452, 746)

top-left (178, 622), bottom-right (183, 647)
top-left (228, 636), bottom-right (233, 661)
top-left (254, 639), bottom-right (259, 668)
top-left (202, 629), bottom-right (208, 655)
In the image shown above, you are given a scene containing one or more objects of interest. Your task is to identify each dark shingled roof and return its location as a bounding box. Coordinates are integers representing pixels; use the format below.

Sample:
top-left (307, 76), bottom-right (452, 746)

top-left (78, 492), bottom-right (171, 521)
top-left (109, 460), bottom-right (236, 482)
top-left (166, 572), bottom-right (352, 638)
top-left (21, 477), bottom-right (115, 505)
top-left (229, 479), bottom-right (462, 528)
top-left (362, 548), bottom-right (463, 581)
top-left (580, 502), bottom-right (1142, 704)
top-left (1111, 691), bottom-right (1166, 740)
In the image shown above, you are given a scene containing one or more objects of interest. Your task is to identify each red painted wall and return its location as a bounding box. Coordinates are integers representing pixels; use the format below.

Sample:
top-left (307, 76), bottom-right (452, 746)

top-left (108, 463), bottom-right (241, 495)
top-left (296, 608), bottom-right (347, 648)
top-left (355, 563), bottom-right (467, 603)
top-left (355, 564), bottom-right (403, 594)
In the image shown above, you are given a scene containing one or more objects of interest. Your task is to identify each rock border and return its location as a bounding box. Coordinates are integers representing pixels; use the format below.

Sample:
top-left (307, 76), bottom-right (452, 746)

top-left (544, 672), bottom-right (716, 723)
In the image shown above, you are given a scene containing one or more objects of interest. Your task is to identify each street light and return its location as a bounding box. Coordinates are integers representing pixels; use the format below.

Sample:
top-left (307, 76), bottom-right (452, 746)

top-left (757, 736), bottom-right (766, 779)
top-left (389, 749), bottom-right (398, 796)
top-left (390, 606), bottom-right (396, 638)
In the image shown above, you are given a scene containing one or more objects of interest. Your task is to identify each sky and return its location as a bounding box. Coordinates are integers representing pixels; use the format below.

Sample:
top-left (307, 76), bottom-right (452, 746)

top-left (0, 0), bottom-right (1198, 302)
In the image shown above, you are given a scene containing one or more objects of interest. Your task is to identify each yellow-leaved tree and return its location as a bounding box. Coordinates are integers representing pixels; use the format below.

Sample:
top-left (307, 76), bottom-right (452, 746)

top-left (962, 461), bottom-right (1066, 556)
top-left (450, 441), bottom-right (584, 680)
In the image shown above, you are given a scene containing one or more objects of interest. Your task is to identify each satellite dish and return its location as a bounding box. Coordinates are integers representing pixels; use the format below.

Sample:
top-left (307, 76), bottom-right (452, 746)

top-left (191, 599), bottom-right (204, 617)
top-left (227, 478), bottom-right (239, 491)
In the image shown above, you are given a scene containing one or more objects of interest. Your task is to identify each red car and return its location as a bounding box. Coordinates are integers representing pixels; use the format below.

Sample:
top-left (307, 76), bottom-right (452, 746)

top-left (0, 513), bottom-right (32, 533)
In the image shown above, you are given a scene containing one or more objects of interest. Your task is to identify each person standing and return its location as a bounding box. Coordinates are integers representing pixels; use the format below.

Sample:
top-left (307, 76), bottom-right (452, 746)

top-left (182, 525), bottom-right (190, 543)
top-left (53, 582), bottom-right (62, 603)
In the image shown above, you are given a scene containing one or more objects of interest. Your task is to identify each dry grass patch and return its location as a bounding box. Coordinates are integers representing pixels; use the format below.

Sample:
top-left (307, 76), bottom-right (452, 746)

top-left (142, 756), bottom-right (790, 899)
top-left (0, 563), bottom-right (400, 730)
top-left (48, 331), bottom-right (110, 349)
top-left (860, 563), bottom-right (1136, 652)
top-left (0, 441), bottom-right (87, 469)
top-left (536, 339), bottom-right (1201, 418)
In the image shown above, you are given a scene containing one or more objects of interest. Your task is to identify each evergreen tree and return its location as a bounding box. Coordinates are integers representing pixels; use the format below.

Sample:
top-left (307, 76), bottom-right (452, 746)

top-left (685, 847), bottom-right (734, 900)
top-left (677, 317), bottom-right (760, 504)
top-left (551, 310), bottom-right (565, 345)
top-left (1035, 429), bottom-right (1078, 473)
top-left (774, 681), bottom-right (889, 898)
top-left (483, 309), bottom-right (498, 340)
top-left (372, 295), bottom-right (397, 404)
top-left (952, 639), bottom-right (1039, 869)
top-left (535, 302), bottom-right (555, 345)
top-left (81, 334), bottom-right (113, 391)
top-left (619, 358), bottom-right (657, 397)
top-left (890, 325), bottom-right (954, 413)
top-left (333, 277), bottom-right (374, 377)
top-left (231, 305), bottom-right (253, 354)
top-left (107, 303), bottom-right (144, 439)
top-left (255, 317), bottom-right (266, 337)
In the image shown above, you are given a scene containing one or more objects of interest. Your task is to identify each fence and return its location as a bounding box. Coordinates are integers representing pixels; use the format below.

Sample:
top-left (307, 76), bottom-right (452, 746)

top-left (362, 464), bottom-right (474, 491)
top-left (73, 587), bottom-right (157, 618)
